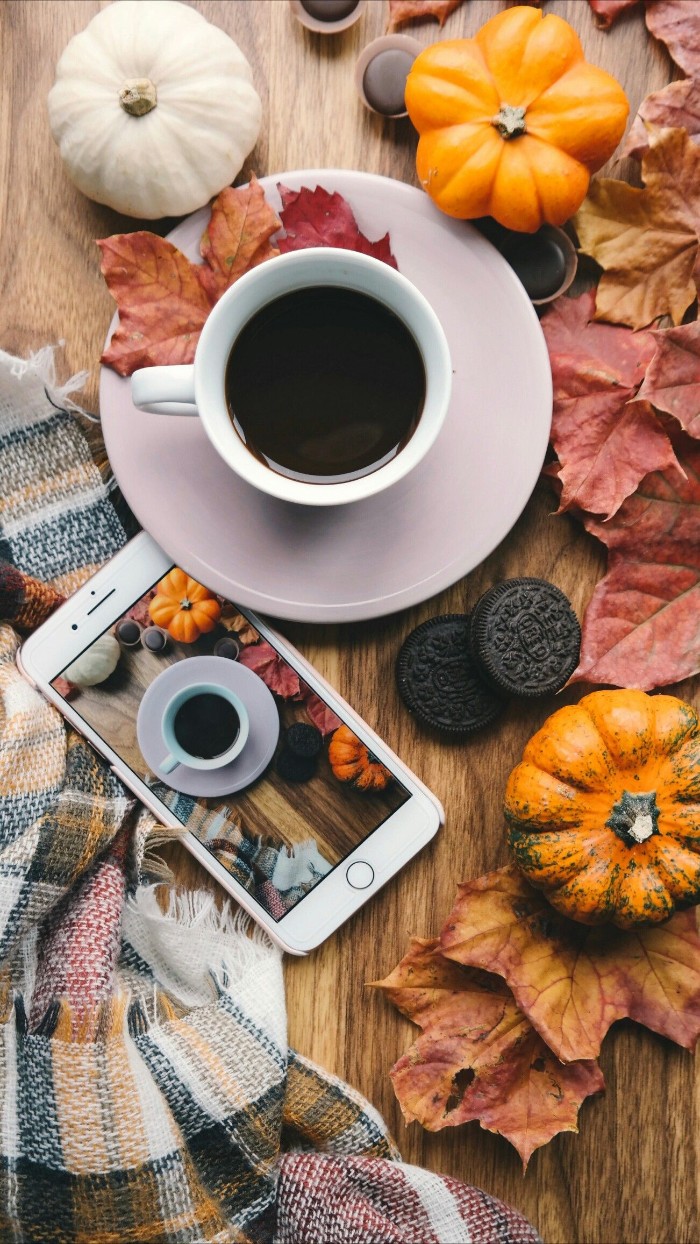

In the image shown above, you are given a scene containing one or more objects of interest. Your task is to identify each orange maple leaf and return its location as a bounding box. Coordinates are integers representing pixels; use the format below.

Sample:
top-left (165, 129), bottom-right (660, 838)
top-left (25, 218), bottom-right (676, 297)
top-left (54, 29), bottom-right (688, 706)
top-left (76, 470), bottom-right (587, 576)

top-left (574, 126), bottom-right (700, 329)
top-left (98, 176), bottom-right (281, 377)
top-left (373, 936), bottom-right (604, 1168)
top-left (441, 865), bottom-right (700, 1063)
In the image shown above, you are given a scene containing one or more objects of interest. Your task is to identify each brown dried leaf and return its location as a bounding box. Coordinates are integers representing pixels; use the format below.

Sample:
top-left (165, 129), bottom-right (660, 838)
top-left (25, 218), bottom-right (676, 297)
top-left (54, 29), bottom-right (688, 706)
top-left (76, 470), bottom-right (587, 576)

top-left (441, 865), bottom-right (700, 1063)
top-left (574, 126), bottom-right (700, 328)
top-left (624, 78), bottom-right (700, 160)
top-left (374, 938), bottom-right (603, 1167)
top-left (637, 320), bottom-right (700, 437)
top-left (219, 605), bottom-right (259, 646)
top-left (541, 290), bottom-right (676, 518)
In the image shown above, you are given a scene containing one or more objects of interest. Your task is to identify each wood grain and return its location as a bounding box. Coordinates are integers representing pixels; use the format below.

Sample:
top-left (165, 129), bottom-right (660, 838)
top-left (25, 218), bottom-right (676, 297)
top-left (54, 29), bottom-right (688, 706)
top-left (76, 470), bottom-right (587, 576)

top-left (1, 2), bottom-right (698, 1241)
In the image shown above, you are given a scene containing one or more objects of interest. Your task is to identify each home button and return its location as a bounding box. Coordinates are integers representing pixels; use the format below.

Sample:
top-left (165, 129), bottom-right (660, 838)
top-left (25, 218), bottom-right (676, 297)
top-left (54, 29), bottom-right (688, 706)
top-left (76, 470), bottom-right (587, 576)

top-left (346, 861), bottom-right (375, 890)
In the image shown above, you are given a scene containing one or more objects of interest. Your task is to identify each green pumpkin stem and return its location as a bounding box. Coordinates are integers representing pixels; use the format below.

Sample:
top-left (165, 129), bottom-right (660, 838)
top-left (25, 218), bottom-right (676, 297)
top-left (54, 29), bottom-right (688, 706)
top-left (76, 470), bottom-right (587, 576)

top-left (606, 791), bottom-right (660, 846)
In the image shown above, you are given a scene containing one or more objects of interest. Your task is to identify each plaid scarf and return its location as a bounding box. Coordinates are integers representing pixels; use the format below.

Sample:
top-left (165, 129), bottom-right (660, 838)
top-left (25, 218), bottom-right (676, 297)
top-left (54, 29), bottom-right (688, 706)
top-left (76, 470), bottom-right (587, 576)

top-left (0, 347), bottom-right (541, 1244)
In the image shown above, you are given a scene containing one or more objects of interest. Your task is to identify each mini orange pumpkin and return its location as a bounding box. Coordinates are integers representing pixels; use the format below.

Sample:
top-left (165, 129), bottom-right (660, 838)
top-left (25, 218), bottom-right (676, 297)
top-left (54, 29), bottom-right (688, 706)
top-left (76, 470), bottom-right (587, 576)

top-left (149, 568), bottom-right (221, 643)
top-left (405, 5), bottom-right (629, 232)
top-left (328, 725), bottom-right (392, 792)
top-left (505, 690), bottom-right (700, 929)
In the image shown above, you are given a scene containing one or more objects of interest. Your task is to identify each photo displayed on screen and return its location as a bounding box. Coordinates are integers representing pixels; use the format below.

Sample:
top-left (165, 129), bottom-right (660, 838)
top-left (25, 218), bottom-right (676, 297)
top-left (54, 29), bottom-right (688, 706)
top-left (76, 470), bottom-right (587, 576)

top-left (50, 568), bottom-right (410, 921)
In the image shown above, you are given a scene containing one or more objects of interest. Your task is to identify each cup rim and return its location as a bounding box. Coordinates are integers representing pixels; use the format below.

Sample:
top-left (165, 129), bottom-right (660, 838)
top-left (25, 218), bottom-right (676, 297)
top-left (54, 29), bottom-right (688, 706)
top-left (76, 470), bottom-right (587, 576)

top-left (193, 247), bottom-right (452, 507)
top-left (162, 682), bottom-right (250, 770)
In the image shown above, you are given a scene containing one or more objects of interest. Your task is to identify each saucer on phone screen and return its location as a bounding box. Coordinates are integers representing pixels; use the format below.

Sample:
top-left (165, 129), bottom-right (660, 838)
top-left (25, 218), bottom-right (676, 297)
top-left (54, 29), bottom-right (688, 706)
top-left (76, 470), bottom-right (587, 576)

top-left (137, 657), bottom-right (280, 797)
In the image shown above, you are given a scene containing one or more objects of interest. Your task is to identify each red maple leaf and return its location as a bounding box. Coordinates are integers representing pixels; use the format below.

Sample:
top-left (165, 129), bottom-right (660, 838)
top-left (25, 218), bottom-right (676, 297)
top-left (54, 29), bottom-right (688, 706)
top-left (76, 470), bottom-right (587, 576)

top-left (277, 185), bottom-right (398, 269)
top-left (588, 0), bottom-right (640, 29)
top-left (387, 0), bottom-right (465, 27)
top-left (572, 430), bottom-right (700, 689)
top-left (541, 290), bottom-right (677, 518)
top-left (238, 640), bottom-right (302, 699)
top-left (440, 865), bottom-right (700, 1063)
top-left (645, 0), bottom-right (700, 75)
top-left (637, 320), bottom-right (700, 438)
top-left (302, 690), bottom-right (342, 736)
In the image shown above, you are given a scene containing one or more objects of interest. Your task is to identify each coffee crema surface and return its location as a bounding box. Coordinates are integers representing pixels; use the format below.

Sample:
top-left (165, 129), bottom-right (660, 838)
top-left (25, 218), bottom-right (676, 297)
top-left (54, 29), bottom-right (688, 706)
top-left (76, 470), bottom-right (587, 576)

top-left (224, 286), bottom-right (426, 483)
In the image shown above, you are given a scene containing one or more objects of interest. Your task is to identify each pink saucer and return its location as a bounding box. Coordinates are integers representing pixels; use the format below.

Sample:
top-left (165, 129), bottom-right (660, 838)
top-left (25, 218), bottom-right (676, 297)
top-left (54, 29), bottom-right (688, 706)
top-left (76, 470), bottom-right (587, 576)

top-left (100, 170), bottom-right (552, 623)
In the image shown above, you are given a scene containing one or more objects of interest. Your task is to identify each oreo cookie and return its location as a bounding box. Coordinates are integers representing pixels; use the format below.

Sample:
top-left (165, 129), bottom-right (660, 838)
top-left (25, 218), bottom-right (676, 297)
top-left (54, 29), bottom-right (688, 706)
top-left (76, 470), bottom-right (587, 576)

top-left (276, 749), bottom-right (317, 782)
top-left (396, 614), bottom-right (506, 735)
top-left (284, 722), bottom-right (323, 758)
top-left (470, 578), bottom-right (580, 698)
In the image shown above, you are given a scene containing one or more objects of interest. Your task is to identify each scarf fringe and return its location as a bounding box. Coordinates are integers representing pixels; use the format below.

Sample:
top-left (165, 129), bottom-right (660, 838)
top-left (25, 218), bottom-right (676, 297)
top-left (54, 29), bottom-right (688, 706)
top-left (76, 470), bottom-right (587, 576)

top-left (7, 343), bottom-right (94, 420)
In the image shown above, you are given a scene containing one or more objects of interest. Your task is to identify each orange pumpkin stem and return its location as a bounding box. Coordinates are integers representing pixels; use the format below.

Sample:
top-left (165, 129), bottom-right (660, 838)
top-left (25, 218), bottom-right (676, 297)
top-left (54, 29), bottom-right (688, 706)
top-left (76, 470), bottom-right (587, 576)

top-left (180, 598), bottom-right (192, 611)
top-left (492, 104), bottom-right (527, 140)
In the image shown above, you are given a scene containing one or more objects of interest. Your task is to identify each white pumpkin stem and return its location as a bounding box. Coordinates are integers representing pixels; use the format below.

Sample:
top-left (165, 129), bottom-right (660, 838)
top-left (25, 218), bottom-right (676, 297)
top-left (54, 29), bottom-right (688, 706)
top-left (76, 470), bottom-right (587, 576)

top-left (120, 79), bottom-right (157, 117)
top-left (492, 104), bottom-right (527, 140)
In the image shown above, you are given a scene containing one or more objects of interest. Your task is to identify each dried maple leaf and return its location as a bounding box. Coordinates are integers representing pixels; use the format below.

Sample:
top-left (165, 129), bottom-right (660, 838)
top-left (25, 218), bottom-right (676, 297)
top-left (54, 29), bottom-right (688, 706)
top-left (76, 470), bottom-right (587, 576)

top-left (374, 936), bottom-right (604, 1168)
top-left (645, 0), bottom-right (700, 75)
top-left (441, 865), bottom-right (700, 1063)
top-left (302, 690), bottom-right (342, 736)
top-left (574, 126), bottom-right (700, 329)
top-left (541, 290), bottom-right (677, 518)
top-left (637, 320), bottom-right (700, 437)
top-left (572, 431), bottom-right (700, 689)
top-left (277, 185), bottom-right (398, 269)
top-left (588, 0), bottom-right (640, 28)
top-left (198, 177), bottom-right (280, 302)
top-left (239, 640), bottom-right (302, 698)
top-left (219, 605), bottom-right (259, 646)
top-left (100, 178), bottom-right (280, 377)
top-left (387, 0), bottom-right (464, 28)
top-left (98, 233), bottom-right (212, 376)
top-left (624, 78), bottom-right (700, 160)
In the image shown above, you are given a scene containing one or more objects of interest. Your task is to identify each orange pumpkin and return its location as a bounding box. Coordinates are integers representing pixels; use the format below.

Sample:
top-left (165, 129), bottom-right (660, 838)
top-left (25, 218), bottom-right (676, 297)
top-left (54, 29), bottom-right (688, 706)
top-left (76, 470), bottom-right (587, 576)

top-left (505, 690), bottom-right (700, 929)
top-left (328, 725), bottom-right (392, 792)
top-left (149, 568), bottom-right (221, 643)
top-left (405, 6), bottom-right (629, 232)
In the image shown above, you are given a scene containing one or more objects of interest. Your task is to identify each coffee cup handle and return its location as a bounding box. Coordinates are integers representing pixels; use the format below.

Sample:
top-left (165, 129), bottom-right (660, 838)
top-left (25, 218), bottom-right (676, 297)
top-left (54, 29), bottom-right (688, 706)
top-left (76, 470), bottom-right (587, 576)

top-left (159, 752), bottom-right (179, 774)
top-left (131, 365), bottom-right (197, 417)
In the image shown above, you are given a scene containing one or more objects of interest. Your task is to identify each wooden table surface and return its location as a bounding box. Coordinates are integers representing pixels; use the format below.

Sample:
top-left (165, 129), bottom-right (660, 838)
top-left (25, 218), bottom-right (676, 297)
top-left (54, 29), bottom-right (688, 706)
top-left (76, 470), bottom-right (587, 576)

top-left (1, 2), bottom-right (697, 1241)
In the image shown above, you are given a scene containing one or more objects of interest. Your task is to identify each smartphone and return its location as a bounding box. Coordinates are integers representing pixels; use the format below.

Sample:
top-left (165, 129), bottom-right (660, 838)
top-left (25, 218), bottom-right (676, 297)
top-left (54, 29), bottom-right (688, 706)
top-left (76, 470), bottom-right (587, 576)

top-left (19, 533), bottom-right (442, 954)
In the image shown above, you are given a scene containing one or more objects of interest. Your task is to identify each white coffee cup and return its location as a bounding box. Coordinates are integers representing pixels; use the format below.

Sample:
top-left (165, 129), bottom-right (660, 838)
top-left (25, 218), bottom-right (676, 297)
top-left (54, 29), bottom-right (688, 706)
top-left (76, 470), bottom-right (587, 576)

top-left (158, 682), bottom-right (249, 774)
top-left (131, 247), bottom-right (451, 507)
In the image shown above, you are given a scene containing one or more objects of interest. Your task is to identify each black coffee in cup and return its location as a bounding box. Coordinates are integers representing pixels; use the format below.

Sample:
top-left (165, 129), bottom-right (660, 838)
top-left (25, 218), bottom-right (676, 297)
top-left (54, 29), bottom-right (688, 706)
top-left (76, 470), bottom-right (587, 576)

top-left (173, 692), bottom-right (240, 760)
top-left (224, 286), bottom-right (426, 484)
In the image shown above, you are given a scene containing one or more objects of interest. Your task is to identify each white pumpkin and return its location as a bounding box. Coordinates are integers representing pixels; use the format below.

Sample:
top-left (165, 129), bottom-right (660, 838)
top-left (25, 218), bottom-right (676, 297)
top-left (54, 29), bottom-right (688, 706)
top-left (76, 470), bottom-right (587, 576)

top-left (64, 634), bottom-right (120, 687)
top-left (47, 0), bottom-right (262, 220)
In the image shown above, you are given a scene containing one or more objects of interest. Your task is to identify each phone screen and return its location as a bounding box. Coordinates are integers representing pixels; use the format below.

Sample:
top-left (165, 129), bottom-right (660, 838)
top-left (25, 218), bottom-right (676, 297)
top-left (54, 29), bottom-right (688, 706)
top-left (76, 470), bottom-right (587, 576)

top-left (49, 568), bottom-right (410, 922)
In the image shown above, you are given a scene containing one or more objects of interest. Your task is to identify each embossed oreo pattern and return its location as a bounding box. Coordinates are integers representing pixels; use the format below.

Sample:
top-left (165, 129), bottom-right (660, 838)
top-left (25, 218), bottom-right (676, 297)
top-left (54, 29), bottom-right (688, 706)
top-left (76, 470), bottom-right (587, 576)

top-left (470, 579), bottom-right (580, 697)
top-left (396, 614), bottom-right (506, 734)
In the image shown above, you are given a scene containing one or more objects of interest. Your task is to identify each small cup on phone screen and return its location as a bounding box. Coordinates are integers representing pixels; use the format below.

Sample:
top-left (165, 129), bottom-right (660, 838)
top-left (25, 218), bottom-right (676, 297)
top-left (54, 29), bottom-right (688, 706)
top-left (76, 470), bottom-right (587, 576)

top-left (159, 683), bottom-right (249, 773)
